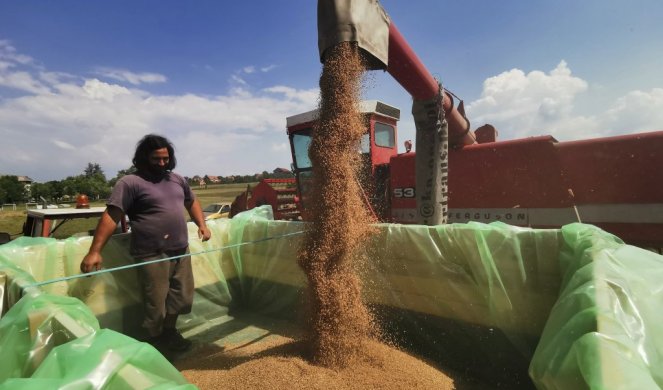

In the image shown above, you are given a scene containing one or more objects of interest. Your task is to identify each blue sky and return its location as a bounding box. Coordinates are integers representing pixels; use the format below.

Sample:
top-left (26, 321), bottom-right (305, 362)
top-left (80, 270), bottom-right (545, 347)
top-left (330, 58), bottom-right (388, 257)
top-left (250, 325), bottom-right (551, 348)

top-left (1, 0), bottom-right (662, 182)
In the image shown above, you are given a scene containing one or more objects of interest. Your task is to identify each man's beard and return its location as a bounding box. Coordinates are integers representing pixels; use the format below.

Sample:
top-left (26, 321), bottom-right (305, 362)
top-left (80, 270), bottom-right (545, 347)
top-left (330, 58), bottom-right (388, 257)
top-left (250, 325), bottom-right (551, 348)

top-left (147, 165), bottom-right (167, 176)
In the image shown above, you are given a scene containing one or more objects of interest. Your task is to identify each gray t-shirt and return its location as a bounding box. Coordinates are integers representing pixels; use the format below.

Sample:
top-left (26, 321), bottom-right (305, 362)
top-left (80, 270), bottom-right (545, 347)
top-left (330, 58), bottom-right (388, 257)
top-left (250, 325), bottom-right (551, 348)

top-left (108, 172), bottom-right (194, 256)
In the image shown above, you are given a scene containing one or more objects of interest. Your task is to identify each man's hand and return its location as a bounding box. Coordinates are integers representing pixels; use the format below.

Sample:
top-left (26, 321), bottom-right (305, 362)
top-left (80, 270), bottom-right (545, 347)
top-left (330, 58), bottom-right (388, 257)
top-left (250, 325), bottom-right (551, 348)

top-left (79, 207), bottom-right (122, 274)
top-left (198, 226), bottom-right (211, 242)
top-left (187, 198), bottom-right (211, 242)
top-left (80, 251), bottom-right (103, 273)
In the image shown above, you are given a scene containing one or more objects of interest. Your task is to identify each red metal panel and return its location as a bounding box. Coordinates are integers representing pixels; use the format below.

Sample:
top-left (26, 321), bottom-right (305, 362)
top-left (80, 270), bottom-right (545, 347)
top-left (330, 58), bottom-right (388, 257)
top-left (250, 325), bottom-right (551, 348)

top-left (590, 222), bottom-right (663, 247)
top-left (390, 131), bottom-right (663, 246)
top-left (557, 131), bottom-right (663, 204)
top-left (389, 152), bottom-right (416, 212)
top-left (448, 136), bottom-right (570, 208)
top-left (41, 220), bottom-right (52, 238)
top-left (393, 132), bottom-right (663, 209)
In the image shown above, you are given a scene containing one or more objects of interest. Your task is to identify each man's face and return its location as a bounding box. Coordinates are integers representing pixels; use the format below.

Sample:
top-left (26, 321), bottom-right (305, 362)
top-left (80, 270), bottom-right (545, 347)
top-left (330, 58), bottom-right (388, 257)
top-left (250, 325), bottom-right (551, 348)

top-left (148, 147), bottom-right (170, 175)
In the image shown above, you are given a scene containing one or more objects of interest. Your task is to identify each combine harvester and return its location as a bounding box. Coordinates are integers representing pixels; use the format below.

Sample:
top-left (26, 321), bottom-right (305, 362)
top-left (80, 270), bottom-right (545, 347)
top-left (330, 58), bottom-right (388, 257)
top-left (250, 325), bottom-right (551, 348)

top-left (1, 1), bottom-right (663, 389)
top-left (233, 3), bottom-right (663, 251)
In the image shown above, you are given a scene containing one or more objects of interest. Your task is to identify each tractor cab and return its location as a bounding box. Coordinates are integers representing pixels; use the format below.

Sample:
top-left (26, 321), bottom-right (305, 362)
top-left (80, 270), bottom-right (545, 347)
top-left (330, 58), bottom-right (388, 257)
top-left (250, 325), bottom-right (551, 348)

top-left (286, 100), bottom-right (400, 219)
top-left (21, 206), bottom-right (128, 238)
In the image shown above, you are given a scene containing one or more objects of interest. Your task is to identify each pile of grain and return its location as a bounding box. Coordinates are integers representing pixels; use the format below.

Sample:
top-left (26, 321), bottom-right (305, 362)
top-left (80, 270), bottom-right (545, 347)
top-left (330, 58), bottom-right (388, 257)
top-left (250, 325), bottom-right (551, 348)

top-left (297, 42), bottom-right (377, 368)
top-left (178, 335), bottom-right (460, 390)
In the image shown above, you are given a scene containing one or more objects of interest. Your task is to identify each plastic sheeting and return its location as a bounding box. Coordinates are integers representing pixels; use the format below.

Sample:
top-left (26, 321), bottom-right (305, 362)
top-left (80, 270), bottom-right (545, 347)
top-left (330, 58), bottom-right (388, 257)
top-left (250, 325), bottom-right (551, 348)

top-left (1, 205), bottom-right (662, 389)
top-left (529, 224), bottom-right (663, 389)
top-left (0, 245), bottom-right (197, 389)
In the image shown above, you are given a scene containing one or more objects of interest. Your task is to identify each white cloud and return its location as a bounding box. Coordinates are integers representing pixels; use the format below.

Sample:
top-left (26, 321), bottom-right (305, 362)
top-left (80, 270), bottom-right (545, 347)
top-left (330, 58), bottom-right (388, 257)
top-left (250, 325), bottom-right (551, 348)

top-left (230, 74), bottom-right (247, 85)
top-left (468, 61), bottom-right (589, 138)
top-left (0, 40), bottom-right (33, 65)
top-left (5, 38), bottom-right (660, 184)
top-left (241, 65), bottom-right (276, 74)
top-left (264, 85), bottom-right (318, 103)
top-left (94, 67), bottom-right (167, 85)
top-left (231, 64), bottom-right (279, 87)
top-left (0, 43), bottom-right (319, 181)
top-left (39, 71), bottom-right (74, 86)
top-left (52, 139), bottom-right (76, 150)
top-left (467, 61), bottom-right (663, 141)
top-left (0, 40), bottom-right (51, 94)
top-left (271, 142), bottom-right (289, 152)
top-left (0, 70), bottom-right (52, 94)
top-left (82, 79), bottom-right (132, 101)
top-left (600, 88), bottom-right (663, 134)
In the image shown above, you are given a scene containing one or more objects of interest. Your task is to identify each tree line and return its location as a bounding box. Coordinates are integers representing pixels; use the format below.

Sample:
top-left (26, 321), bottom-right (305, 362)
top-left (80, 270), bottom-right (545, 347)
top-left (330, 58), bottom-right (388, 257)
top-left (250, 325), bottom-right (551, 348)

top-left (0, 163), bottom-right (293, 204)
top-left (0, 163), bottom-right (113, 204)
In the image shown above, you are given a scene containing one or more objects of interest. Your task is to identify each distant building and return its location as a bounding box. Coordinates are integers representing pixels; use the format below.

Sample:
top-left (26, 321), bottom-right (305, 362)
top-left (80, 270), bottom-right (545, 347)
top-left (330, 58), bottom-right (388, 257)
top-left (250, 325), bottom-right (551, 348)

top-left (0, 174), bottom-right (33, 184)
top-left (0, 175), bottom-right (33, 201)
top-left (0, 174), bottom-right (33, 191)
top-left (204, 175), bottom-right (221, 184)
top-left (17, 176), bottom-right (34, 185)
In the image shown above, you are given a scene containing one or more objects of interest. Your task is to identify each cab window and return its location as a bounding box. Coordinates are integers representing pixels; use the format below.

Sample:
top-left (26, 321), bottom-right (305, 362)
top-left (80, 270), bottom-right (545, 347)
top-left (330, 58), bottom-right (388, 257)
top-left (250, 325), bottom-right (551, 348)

top-left (375, 122), bottom-right (395, 148)
top-left (292, 131), bottom-right (312, 169)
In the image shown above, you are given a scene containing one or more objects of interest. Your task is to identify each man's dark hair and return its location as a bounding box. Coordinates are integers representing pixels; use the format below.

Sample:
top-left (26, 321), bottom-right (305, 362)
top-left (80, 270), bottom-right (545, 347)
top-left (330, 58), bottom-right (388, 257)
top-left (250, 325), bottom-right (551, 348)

top-left (133, 134), bottom-right (177, 172)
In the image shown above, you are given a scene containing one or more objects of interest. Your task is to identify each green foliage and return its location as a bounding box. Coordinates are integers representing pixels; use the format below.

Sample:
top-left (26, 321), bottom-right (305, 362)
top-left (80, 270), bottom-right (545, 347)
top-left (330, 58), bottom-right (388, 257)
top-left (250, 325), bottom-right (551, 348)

top-left (10, 162), bottom-right (288, 204)
top-left (84, 162), bottom-right (105, 179)
top-left (61, 174), bottom-right (110, 200)
top-left (0, 176), bottom-right (25, 203)
top-left (27, 163), bottom-right (112, 203)
top-left (109, 166), bottom-right (137, 187)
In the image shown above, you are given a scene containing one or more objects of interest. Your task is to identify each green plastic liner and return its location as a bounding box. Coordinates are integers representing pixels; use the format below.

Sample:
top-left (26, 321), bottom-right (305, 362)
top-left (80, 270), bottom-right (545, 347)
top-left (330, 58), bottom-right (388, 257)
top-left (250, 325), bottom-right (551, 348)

top-left (0, 206), bottom-right (662, 389)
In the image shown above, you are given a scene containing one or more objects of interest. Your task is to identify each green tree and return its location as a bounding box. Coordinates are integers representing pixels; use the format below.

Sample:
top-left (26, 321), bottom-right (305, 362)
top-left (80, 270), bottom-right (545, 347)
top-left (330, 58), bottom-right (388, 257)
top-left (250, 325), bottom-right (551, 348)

top-left (109, 166), bottom-right (137, 187)
top-left (60, 176), bottom-right (78, 198)
top-left (82, 163), bottom-right (109, 199)
top-left (47, 180), bottom-right (65, 201)
top-left (30, 182), bottom-right (55, 202)
top-left (59, 163), bottom-right (111, 201)
top-left (84, 162), bottom-right (105, 179)
top-left (0, 176), bottom-right (25, 203)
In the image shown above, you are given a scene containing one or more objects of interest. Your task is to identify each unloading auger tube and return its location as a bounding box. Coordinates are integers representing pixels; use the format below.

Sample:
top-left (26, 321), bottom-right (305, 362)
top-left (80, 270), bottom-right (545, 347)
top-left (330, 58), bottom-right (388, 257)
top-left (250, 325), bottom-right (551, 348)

top-left (317, 0), bottom-right (476, 225)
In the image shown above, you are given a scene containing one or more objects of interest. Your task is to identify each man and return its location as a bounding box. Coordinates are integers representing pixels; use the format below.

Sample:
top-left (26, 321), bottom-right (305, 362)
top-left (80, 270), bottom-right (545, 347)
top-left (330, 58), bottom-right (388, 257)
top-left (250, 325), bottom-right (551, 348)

top-left (80, 134), bottom-right (211, 352)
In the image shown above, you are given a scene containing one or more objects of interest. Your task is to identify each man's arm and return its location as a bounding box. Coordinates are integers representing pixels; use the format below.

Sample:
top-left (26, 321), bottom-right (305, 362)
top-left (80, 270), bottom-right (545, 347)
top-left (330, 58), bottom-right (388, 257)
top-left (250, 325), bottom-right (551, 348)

top-left (80, 206), bottom-right (124, 273)
top-left (186, 198), bottom-right (211, 241)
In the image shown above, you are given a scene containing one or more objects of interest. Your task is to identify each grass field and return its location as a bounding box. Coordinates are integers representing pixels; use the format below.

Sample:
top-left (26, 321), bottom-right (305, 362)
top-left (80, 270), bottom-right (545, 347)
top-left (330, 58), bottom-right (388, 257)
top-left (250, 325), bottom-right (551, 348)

top-left (0, 182), bottom-right (253, 240)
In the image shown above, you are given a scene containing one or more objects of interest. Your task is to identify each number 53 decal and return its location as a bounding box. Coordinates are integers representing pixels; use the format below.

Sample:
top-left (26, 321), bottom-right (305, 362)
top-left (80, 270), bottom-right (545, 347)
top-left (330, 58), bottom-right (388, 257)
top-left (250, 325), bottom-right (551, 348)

top-left (393, 187), bottom-right (415, 198)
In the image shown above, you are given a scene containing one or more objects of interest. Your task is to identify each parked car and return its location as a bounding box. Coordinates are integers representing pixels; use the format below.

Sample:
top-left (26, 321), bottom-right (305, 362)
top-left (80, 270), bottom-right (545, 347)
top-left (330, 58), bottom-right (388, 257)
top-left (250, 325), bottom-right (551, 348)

top-left (202, 203), bottom-right (231, 220)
